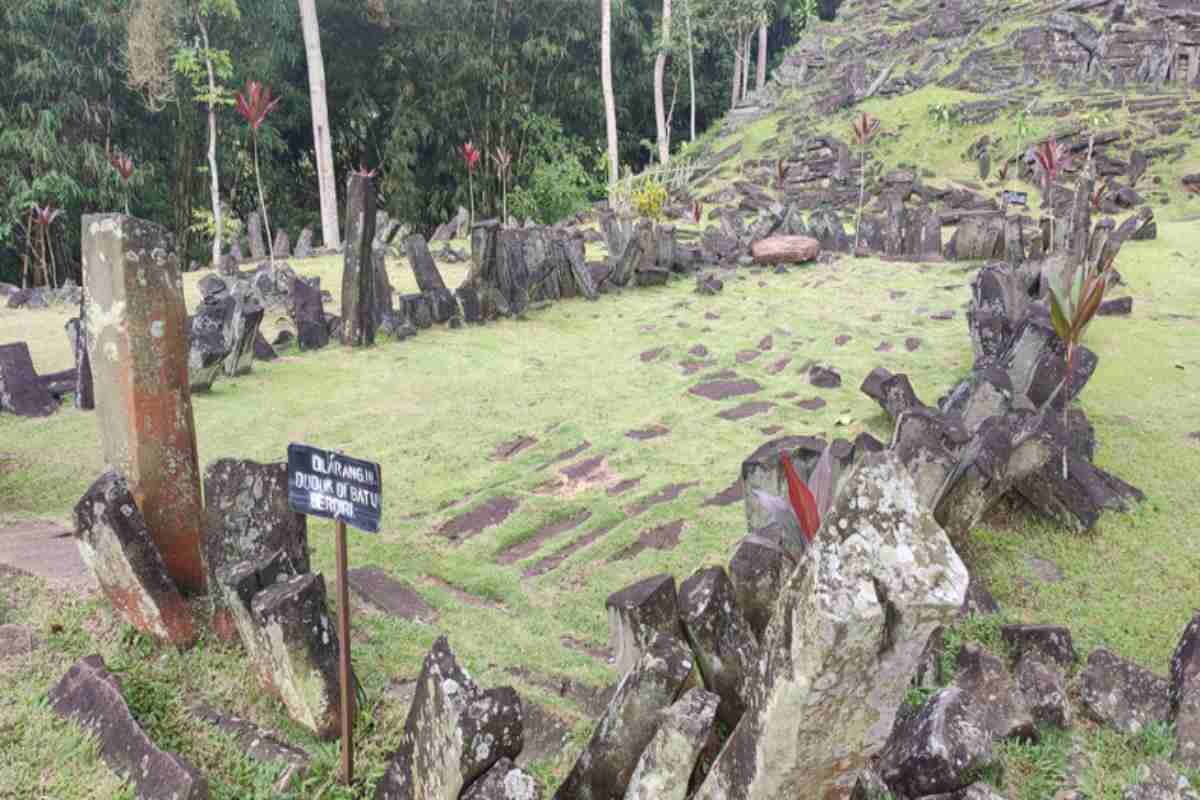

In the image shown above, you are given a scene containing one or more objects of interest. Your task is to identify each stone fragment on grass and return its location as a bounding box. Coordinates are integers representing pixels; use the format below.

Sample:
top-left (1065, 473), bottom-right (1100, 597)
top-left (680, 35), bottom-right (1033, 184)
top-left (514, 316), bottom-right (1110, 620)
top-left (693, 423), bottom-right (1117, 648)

top-left (290, 277), bottom-right (329, 350)
top-left (1122, 761), bottom-right (1199, 800)
top-left (1015, 652), bottom-right (1071, 728)
top-left (624, 688), bottom-right (719, 800)
top-left (693, 452), bottom-right (968, 800)
top-left (606, 574), bottom-right (681, 677)
top-left (556, 633), bottom-right (696, 800)
top-left (1080, 647), bottom-right (1171, 735)
top-left (1171, 613), bottom-right (1200, 769)
top-left (0, 341), bottom-right (58, 417)
top-left (50, 655), bottom-right (209, 800)
top-left (1000, 624), bottom-right (1076, 669)
top-left (461, 758), bottom-right (540, 800)
top-left (74, 471), bottom-right (197, 647)
top-left (202, 459), bottom-right (309, 642)
top-left (953, 644), bottom-right (1036, 741)
top-left (347, 566), bottom-right (437, 623)
top-left (376, 636), bottom-right (523, 800)
top-left (678, 566), bottom-right (760, 727)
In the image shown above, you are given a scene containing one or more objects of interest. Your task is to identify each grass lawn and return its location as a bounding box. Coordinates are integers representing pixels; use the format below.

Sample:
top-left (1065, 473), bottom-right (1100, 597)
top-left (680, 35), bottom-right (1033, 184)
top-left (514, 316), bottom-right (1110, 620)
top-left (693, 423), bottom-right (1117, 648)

top-left (1, 221), bottom-right (1198, 798)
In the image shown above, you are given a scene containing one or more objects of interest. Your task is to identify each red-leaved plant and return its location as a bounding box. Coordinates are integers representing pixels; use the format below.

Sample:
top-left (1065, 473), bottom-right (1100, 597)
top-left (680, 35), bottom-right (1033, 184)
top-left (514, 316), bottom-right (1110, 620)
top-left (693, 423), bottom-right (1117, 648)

top-left (29, 203), bottom-right (64, 288)
top-left (851, 112), bottom-right (881, 252)
top-left (460, 141), bottom-right (481, 227)
top-left (236, 80), bottom-right (282, 264)
top-left (493, 148), bottom-right (512, 225)
top-left (691, 200), bottom-right (703, 225)
top-left (752, 448), bottom-right (836, 554)
top-left (109, 151), bottom-right (134, 214)
top-left (1034, 138), bottom-right (1072, 253)
top-left (353, 163), bottom-right (379, 179)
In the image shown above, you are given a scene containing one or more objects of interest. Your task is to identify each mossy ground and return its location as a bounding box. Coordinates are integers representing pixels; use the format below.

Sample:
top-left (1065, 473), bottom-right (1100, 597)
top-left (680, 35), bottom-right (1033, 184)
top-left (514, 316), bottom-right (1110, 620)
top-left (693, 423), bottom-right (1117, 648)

top-left (1, 216), bottom-right (1198, 797)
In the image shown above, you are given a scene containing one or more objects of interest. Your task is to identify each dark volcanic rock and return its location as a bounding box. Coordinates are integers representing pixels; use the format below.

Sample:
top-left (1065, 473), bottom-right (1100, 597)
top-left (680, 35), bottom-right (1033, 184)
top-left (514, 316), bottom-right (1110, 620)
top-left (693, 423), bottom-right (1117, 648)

top-left (954, 644), bottom-right (1036, 741)
top-left (717, 401), bottom-right (775, 421)
top-left (605, 574), bottom-right (681, 676)
top-left (1080, 647), bottom-right (1171, 735)
top-left (809, 365), bottom-right (842, 388)
top-left (688, 378), bottom-right (763, 401)
top-left (348, 566), bottom-right (437, 622)
top-left (437, 496), bottom-right (521, 542)
top-left (0, 342), bottom-right (58, 417)
top-left (1001, 624), bottom-right (1077, 669)
top-left (728, 535), bottom-right (791, 641)
top-left (1172, 613), bottom-right (1200, 768)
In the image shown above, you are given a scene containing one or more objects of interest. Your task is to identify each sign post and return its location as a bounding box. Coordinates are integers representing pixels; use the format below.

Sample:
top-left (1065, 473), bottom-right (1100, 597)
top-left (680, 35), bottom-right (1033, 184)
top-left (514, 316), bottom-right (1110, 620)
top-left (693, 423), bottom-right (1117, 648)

top-left (286, 443), bottom-right (382, 786)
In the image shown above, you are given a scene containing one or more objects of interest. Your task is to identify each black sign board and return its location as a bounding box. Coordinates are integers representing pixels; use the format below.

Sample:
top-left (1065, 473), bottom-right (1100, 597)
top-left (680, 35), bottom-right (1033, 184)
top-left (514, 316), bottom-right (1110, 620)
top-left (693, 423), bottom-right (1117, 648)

top-left (1002, 190), bottom-right (1029, 206)
top-left (287, 444), bottom-right (382, 533)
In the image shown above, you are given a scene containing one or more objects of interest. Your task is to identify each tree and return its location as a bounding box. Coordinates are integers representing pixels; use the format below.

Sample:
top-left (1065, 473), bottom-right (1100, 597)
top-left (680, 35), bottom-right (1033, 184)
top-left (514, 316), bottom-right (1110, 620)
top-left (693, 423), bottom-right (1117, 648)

top-left (602, 0), bottom-right (619, 183)
top-left (756, 22), bottom-right (767, 91)
top-left (683, 0), bottom-right (697, 142)
top-left (298, 0), bottom-right (340, 250)
top-left (654, 0), bottom-right (673, 165)
top-left (176, 0), bottom-right (240, 268)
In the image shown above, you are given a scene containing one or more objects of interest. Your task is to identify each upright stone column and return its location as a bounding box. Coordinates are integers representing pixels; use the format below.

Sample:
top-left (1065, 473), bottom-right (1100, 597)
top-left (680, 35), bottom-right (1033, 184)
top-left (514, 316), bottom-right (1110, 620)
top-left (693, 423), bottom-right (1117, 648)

top-left (81, 214), bottom-right (206, 595)
top-left (341, 173), bottom-right (377, 347)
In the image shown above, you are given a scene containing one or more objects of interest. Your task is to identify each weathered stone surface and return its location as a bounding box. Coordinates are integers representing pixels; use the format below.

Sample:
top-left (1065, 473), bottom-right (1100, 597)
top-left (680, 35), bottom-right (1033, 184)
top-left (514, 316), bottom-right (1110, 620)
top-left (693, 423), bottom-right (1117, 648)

top-left (82, 214), bottom-right (206, 594)
top-left (1172, 613), bottom-right (1200, 768)
top-left (188, 297), bottom-right (234, 392)
top-left (294, 227), bottom-right (314, 258)
top-left (1080, 647), bottom-right (1171, 735)
top-left (750, 235), bottom-right (820, 264)
top-left (0, 341), bottom-right (58, 417)
top-left (461, 758), bottom-right (540, 800)
top-left (1015, 651), bottom-right (1071, 728)
top-left (728, 534), bottom-right (791, 642)
top-left (202, 459), bottom-right (308, 642)
top-left (273, 229), bottom-right (291, 259)
top-left (290, 277), bottom-right (329, 350)
top-left (247, 211), bottom-right (267, 260)
top-left (1001, 624), bottom-right (1076, 669)
top-left (65, 317), bottom-right (95, 409)
top-left (222, 282), bottom-right (264, 377)
top-left (348, 566), bottom-right (437, 623)
top-left (0, 623), bottom-right (37, 659)
top-left (556, 633), bottom-right (696, 800)
top-left (189, 703), bottom-right (309, 792)
top-left (405, 234), bottom-right (448, 293)
top-left (879, 686), bottom-right (998, 797)
top-left (679, 566), bottom-right (760, 728)
top-left (740, 435), bottom-right (826, 535)
top-left (606, 574), bottom-right (682, 676)
top-left (1122, 761), bottom-right (1199, 800)
top-left (376, 636), bottom-right (523, 800)
top-left (74, 471), bottom-right (196, 647)
top-left (954, 644), bottom-right (1036, 741)
top-left (694, 452), bottom-right (969, 800)
top-left (50, 655), bottom-right (209, 799)
top-left (342, 173), bottom-right (378, 346)
top-left (624, 688), bottom-right (720, 800)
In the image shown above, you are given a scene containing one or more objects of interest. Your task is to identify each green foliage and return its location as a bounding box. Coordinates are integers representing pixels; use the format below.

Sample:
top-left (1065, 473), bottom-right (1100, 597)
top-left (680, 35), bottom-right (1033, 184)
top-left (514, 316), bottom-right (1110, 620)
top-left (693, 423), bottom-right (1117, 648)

top-left (189, 206), bottom-right (242, 245)
top-left (938, 614), bottom-right (1006, 682)
top-left (928, 102), bottom-right (960, 131)
top-left (508, 115), bottom-right (603, 225)
top-left (1135, 720), bottom-right (1176, 759)
top-left (993, 726), bottom-right (1072, 800)
top-left (173, 47), bottom-right (237, 107)
top-left (632, 180), bottom-right (668, 221)
top-left (904, 686), bottom-right (935, 710)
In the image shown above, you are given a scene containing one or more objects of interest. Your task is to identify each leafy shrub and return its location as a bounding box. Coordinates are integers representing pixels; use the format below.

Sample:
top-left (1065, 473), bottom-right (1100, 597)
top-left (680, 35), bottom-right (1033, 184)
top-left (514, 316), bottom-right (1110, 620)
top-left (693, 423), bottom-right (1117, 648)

top-left (509, 114), bottom-right (603, 225)
top-left (632, 181), bottom-right (667, 221)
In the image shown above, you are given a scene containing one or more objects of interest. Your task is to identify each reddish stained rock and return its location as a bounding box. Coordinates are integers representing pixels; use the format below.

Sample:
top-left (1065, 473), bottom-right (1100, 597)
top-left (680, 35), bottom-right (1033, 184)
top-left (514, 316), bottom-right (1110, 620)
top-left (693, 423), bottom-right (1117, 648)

top-left (610, 519), bottom-right (686, 562)
top-left (626, 425), bottom-right (671, 441)
top-left (538, 442), bottom-right (592, 470)
top-left (626, 482), bottom-right (701, 517)
top-left (834, 334), bottom-right (851, 346)
top-left (689, 344), bottom-right (710, 358)
top-left (766, 357), bottom-right (792, 375)
top-left (82, 214), bottom-right (206, 594)
top-left (876, 341), bottom-right (894, 352)
top-left (524, 523), bottom-right (618, 578)
top-left (758, 335), bottom-right (774, 351)
top-left (491, 435), bottom-right (537, 461)
top-left (640, 347), bottom-right (667, 362)
top-left (798, 397), bottom-right (827, 411)
top-left (735, 350), bottom-right (762, 364)
top-left (718, 402), bottom-right (776, 421)
top-left (74, 471), bottom-right (197, 648)
top-left (703, 481), bottom-right (744, 507)
top-left (607, 478), bottom-right (643, 496)
top-left (750, 235), bottom-right (820, 265)
top-left (497, 510), bottom-right (593, 565)
top-left (689, 379), bottom-right (763, 401)
top-left (437, 496), bottom-right (521, 543)
top-left (905, 337), bottom-right (923, 352)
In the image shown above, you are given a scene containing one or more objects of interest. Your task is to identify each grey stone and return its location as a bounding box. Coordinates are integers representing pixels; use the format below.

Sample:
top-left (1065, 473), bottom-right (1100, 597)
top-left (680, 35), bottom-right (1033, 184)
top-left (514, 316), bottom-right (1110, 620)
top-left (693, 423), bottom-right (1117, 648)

top-left (0, 342), bottom-right (58, 417)
top-left (1171, 613), bottom-right (1200, 769)
top-left (953, 644), bottom-right (1036, 741)
top-left (623, 688), bottom-right (720, 800)
top-left (342, 173), bottom-right (378, 346)
top-left (189, 703), bottom-right (309, 792)
top-left (728, 534), bottom-right (791, 642)
top-left (1080, 647), bottom-right (1171, 735)
top-left (461, 758), bottom-right (540, 800)
top-left (606, 574), bottom-right (681, 677)
top-left (1001, 624), bottom-right (1077, 669)
top-left (1015, 652), bottom-right (1071, 728)
top-left (1122, 761), bottom-right (1199, 800)
top-left (347, 566), bottom-right (437, 623)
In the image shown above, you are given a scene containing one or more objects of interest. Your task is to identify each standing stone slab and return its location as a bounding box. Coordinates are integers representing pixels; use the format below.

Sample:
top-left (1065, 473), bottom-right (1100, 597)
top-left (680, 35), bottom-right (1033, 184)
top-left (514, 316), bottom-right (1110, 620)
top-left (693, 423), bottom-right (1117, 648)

top-left (66, 317), bottom-right (95, 409)
top-left (82, 214), bottom-right (205, 595)
top-left (624, 688), bottom-right (720, 800)
top-left (247, 211), bottom-right (267, 261)
top-left (342, 173), bottom-right (378, 346)
top-left (50, 655), bottom-right (209, 800)
top-left (0, 341), bottom-right (58, 417)
top-left (202, 459), bottom-right (308, 642)
top-left (1173, 613), bottom-right (1200, 768)
top-left (606, 574), bottom-right (682, 676)
top-left (74, 471), bottom-right (197, 647)
top-left (222, 283), bottom-right (264, 377)
top-left (375, 636), bottom-right (523, 800)
top-left (404, 234), bottom-right (449, 293)
top-left (694, 452), bottom-right (969, 800)
top-left (290, 278), bottom-right (329, 351)
top-left (679, 566), bottom-right (760, 728)
top-left (728, 534), bottom-right (791, 642)
top-left (294, 227), bottom-right (314, 259)
top-left (555, 633), bottom-right (697, 800)
top-left (273, 229), bottom-right (291, 259)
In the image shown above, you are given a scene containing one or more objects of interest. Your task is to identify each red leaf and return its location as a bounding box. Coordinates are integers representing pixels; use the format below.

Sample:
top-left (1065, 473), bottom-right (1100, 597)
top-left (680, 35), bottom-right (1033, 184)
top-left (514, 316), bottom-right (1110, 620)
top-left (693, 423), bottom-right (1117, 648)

top-left (780, 453), bottom-right (820, 542)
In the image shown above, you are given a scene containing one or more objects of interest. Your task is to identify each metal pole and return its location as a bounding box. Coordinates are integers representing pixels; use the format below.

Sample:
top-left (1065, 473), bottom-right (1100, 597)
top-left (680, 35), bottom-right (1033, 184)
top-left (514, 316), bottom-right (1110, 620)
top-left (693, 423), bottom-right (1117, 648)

top-left (335, 518), bottom-right (353, 785)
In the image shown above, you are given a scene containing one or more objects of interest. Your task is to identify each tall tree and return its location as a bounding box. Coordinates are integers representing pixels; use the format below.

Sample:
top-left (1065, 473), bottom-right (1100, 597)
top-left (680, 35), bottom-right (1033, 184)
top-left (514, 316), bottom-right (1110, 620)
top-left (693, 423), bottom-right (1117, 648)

top-left (756, 22), bottom-right (767, 91)
top-left (602, 0), bottom-right (619, 183)
top-left (298, 0), bottom-right (340, 249)
top-left (654, 0), bottom-right (673, 165)
top-left (684, 0), bottom-right (697, 142)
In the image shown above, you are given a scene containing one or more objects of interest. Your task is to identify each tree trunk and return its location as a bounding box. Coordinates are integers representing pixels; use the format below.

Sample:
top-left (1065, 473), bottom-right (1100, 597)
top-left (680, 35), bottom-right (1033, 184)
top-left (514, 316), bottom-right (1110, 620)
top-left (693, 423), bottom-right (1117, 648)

top-left (741, 31), bottom-right (751, 101)
top-left (756, 23), bottom-right (767, 92)
top-left (654, 0), bottom-right (672, 166)
top-left (602, 0), bottom-right (619, 184)
top-left (198, 17), bottom-right (222, 268)
top-left (685, 0), bottom-right (696, 142)
top-left (298, 0), bottom-right (340, 250)
top-left (730, 33), bottom-right (742, 110)
top-left (173, 101), bottom-right (196, 267)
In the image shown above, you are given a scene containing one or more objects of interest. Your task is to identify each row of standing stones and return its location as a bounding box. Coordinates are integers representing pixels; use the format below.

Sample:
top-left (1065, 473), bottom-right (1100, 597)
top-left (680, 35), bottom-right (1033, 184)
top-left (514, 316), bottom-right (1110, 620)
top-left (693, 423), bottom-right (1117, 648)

top-left (36, 200), bottom-right (1198, 799)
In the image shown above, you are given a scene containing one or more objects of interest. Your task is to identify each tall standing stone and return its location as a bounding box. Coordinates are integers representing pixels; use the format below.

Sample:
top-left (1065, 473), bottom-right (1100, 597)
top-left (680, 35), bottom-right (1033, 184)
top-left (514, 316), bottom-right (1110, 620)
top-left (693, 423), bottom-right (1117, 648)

top-left (247, 211), bottom-right (267, 261)
top-left (341, 174), bottom-right (378, 347)
top-left (81, 214), bottom-right (206, 595)
top-left (65, 315), bottom-right (95, 409)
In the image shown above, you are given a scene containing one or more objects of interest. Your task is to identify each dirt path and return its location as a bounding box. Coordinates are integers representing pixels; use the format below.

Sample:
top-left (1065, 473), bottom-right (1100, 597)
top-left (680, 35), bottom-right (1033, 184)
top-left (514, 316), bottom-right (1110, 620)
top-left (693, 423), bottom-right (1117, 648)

top-left (0, 520), bottom-right (94, 587)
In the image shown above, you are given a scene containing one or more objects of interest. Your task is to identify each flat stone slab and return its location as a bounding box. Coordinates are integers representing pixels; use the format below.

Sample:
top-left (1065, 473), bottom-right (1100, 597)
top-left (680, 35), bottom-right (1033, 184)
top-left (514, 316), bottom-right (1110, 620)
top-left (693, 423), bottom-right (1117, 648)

top-left (491, 435), bottom-right (537, 460)
top-left (610, 519), bottom-right (686, 562)
top-left (703, 481), bottom-right (744, 507)
top-left (627, 482), bottom-right (701, 516)
top-left (436, 496), bottom-right (521, 542)
top-left (689, 379), bottom-right (763, 401)
top-left (626, 425), bottom-right (671, 441)
top-left (766, 357), bottom-right (792, 375)
top-left (189, 703), bottom-right (308, 791)
top-left (735, 350), bottom-right (761, 364)
top-left (0, 520), bottom-right (94, 586)
top-left (797, 397), bottom-right (827, 411)
top-left (348, 566), bottom-right (437, 622)
top-left (0, 624), bottom-right (37, 659)
top-left (640, 347), bottom-right (668, 362)
top-left (718, 402), bottom-right (776, 421)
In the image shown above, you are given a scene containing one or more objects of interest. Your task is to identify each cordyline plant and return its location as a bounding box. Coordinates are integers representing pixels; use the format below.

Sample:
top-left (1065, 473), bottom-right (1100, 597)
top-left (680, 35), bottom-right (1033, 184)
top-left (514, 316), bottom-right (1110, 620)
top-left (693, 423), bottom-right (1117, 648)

top-left (1048, 255), bottom-right (1110, 479)
top-left (460, 141), bottom-right (480, 227)
top-left (110, 151), bottom-right (134, 214)
top-left (776, 158), bottom-right (788, 191)
top-left (1034, 138), bottom-right (1072, 254)
top-left (492, 147), bottom-right (512, 226)
top-left (691, 200), bottom-right (703, 225)
top-left (751, 448), bottom-right (836, 555)
top-left (851, 112), bottom-right (881, 252)
top-left (29, 204), bottom-right (64, 289)
top-left (235, 80), bottom-right (281, 265)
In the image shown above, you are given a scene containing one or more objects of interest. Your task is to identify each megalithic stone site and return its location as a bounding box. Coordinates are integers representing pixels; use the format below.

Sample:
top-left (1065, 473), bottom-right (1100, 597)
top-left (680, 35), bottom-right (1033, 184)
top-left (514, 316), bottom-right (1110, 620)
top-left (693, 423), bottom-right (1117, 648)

top-left (341, 172), bottom-right (378, 347)
top-left (81, 214), bottom-right (206, 595)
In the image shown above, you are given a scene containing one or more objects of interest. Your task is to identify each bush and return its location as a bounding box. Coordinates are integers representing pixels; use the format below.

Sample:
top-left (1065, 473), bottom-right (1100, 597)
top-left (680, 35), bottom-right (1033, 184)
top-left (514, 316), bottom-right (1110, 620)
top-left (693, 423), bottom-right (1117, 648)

top-left (509, 114), bottom-right (604, 225)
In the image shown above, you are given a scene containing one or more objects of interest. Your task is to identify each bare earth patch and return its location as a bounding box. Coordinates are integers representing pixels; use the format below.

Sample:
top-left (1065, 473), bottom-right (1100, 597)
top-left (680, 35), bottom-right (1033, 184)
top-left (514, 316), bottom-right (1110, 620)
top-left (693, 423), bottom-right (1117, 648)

top-left (703, 481), bottom-right (745, 507)
top-left (609, 519), bottom-right (687, 562)
top-left (688, 378), bottom-right (763, 401)
top-left (490, 434), bottom-right (537, 461)
top-left (436, 496), bottom-right (522, 542)
top-left (717, 401), bottom-right (776, 421)
top-left (0, 521), bottom-right (93, 587)
top-left (625, 482), bottom-right (701, 517)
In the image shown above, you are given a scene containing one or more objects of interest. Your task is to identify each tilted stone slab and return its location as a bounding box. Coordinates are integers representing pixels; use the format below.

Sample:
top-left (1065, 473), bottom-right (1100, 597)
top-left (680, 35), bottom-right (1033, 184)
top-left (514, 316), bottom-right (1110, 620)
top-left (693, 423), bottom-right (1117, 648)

top-left (0, 341), bottom-right (58, 417)
top-left (679, 566), bottom-right (760, 728)
top-left (728, 534), bottom-right (791, 642)
top-left (693, 451), bottom-right (969, 800)
top-left (460, 758), bottom-right (540, 800)
top-left (65, 317), bottom-right (95, 409)
top-left (82, 214), bottom-right (206, 594)
top-left (202, 459), bottom-right (308, 642)
top-left (404, 234), bottom-right (449, 293)
top-left (50, 655), bottom-right (209, 799)
top-left (624, 688), bottom-right (720, 800)
top-left (606, 574), bottom-right (682, 677)
top-left (74, 471), bottom-right (197, 647)
top-left (1172, 613), bottom-right (1200, 768)
top-left (222, 282), bottom-right (264, 377)
top-left (375, 636), bottom-right (523, 800)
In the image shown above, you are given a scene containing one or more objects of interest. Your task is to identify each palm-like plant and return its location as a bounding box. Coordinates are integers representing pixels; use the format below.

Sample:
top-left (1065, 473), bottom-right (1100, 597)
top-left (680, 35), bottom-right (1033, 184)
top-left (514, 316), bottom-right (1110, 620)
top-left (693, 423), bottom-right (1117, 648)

top-left (235, 80), bottom-right (281, 265)
top-left (30, 204), bottom-right (64, 288)
top-left (492, 148), bottom-right (512, 227)
top-left (1034, 138), bottom-right (1072, 253)
top-left (109, 151), bottom-right (134, 214)
top-left (460, 142), bottom-right (481, 227)
top-left (1048, 258), bottom-right (1109, 479)
top-left (851, 112), bottom-right (881, 252)
top-left (750, 448), bottom-right (836, 555)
